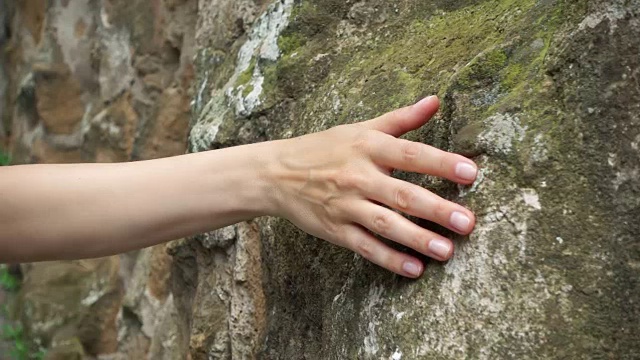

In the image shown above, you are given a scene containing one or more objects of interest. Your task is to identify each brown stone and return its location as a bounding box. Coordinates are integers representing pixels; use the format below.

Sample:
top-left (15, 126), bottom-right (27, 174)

top-left (18, 0), bottom-right (46, 44)
top-left (31, 138), bottom-right (83, 164)
top-left (78, 286), bottom-right (123, 355)
top-left (148, 244), bottom-right (173, 300)
top-left (85, 92), bottom-right (139, 163)
top-left (4, 0), bottom-right (197, 357)
top-left (45, 337), bottom-right (84, 360)
top-left (18, 257), bottom-right (123, 356)
top-left (139, 87), bottom-right (190, 159)
top-left (74, 18), bottom-right (87, 38)
top-left (34, 63), bottom-right (86, 135)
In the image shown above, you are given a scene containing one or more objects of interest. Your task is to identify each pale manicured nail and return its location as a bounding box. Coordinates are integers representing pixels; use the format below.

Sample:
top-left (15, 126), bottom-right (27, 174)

top-left (455, 162), bottom-right (477, 181)
top-left (416, 95), bottom-right (437, 106)
top-left (402, 261), bottom-right (422, 277)
top-left (450, 211), bottom-right (471, 232)
top-left (428, 239), bottom-right (451, 259)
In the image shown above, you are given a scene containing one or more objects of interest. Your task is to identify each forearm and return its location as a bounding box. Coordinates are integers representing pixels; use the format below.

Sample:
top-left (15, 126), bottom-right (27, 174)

top-left (0, 141), bottom-right (278, 262)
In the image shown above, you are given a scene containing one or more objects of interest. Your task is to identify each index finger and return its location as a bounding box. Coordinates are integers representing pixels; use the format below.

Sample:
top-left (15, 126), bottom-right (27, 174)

top-left (361, 96), bottom-right (440, 137)
top-left (368, 132), bottom-right (478, 185)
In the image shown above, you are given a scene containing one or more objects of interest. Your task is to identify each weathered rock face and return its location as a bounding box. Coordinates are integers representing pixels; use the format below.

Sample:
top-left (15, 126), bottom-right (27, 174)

top-left (2, 0), bottom-right (195, 163)
top-left (1, 0), bottom-right (195, 358)
top-left (183, 0), bottom-right (640, 358)
top-left (2, 0), bottom-right (639, 358)
top-left (18, 259), bottom-right (122, 357)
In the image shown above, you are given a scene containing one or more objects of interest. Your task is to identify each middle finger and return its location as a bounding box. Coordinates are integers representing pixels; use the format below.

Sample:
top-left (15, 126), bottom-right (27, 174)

top-left (346, 200), bottom-right (454, 261)
top-left (365, 174), bottom-right (476, 235)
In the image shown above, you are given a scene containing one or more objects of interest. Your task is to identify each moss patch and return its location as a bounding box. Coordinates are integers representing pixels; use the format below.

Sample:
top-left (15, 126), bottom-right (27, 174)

top-left (242, 84), bottom-right (254, 97)
top-left (457, 48), bottom-right (508, 89)
top-left (278, 32), bottom-right (306, 55)
top-left (235, 58), bottom-right (256, 88)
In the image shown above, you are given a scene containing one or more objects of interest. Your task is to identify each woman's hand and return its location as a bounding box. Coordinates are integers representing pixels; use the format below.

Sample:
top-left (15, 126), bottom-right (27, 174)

top-left (0, 95), bottom-right (475, 269)
top-left (268, 96), bottom-right (477, 278)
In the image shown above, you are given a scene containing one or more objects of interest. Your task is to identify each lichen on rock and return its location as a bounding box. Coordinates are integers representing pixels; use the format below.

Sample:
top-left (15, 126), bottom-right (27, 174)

top-left (2, 0), bottom-right (639, 358)
top-left (187, 0), bottom-right (640, 358)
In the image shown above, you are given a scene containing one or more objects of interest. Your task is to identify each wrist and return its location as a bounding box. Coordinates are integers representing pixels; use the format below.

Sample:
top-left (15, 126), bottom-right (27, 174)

top-left (252, 139), bottom-right (286, 217)
top-left (185, 141), bottom-right (282, 225)
top-left (209, 140), bottom-right (284, 219)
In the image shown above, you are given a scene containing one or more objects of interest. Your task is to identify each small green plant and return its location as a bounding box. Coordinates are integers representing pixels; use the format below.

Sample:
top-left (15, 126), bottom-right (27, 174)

top-left (0, 265), bottom-right (19, 291)
top-left (2, 323), bottom-right (26, 360)
top-left (1, 323), bottom-right (45, 360)
top-left (0, 150), bottom-right (10, 166)
top-left (1, 266), bottom-right (44, 359)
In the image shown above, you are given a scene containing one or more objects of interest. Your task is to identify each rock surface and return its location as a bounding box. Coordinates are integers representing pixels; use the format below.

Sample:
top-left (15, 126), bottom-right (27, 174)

top-left (2, 0), bottom-right (195, 163)
top-left (1, 0), bottom-right (639, 359)
top-left (185, 0), bottom-right (640, 358)
top-left (0, 0), bottom-right (195, 358)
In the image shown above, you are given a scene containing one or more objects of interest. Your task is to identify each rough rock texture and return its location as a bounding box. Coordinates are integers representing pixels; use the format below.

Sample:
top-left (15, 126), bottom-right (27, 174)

top-left (2, 0), bottom-right (195, 163)
top-left (182, 0), bottom-right (640, 358)
top-left (17, 259), bottom-right (122, 357)
top-left (0, 0), bottom-right (195, 358)
top-left (2, 0), bottom-right (640, 358)
top-left (169, 221), bottom-right (266, 359)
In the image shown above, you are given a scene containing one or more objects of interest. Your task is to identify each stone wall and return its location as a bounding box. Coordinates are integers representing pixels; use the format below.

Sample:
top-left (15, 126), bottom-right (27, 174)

top-left (185, 0), bottom-right (640, 358)
top-left (1, 0), bottom-right (195, 358)
top-left (1, 0), bottom-right (639, 359)
top-left (2, 0), bottom-right (195, 162)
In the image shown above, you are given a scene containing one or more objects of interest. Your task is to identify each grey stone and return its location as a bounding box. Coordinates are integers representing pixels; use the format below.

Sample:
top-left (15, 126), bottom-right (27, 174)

top-left (184, 0), bottom-right (640, 358)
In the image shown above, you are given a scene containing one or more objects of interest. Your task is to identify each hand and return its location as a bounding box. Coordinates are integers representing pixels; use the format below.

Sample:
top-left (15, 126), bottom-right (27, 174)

top-left (269, 96), bottom-right (477, 278)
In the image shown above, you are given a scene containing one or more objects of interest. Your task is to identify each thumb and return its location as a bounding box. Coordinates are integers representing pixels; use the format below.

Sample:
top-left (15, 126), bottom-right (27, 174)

top-left (361, 95), bottom-right (440, 137)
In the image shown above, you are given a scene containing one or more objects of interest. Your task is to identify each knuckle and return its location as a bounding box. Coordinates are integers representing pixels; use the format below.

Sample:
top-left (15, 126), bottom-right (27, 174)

top-left (328, 222), bottom-right (345, 241)
top-left (401, 140), bottom-right (422, 162)
top-left (395, 186), bottom-right (415, 210)
top-left (434, 149), bottom-right (450, 173)
top-left (355, 237), bottom-right (375, 260)
top-left (411, 234), bottom-right (430, 254)
top-left (325, 198), bottom-right (347, 221)
top-left (439, 155), bottom-right (447, 173)
top-left (336, 169), bottom-right (368, 190)
top-left (372, 213), bottom-right (392, 234)
top-left (433, 200), bottom-right (450, 221)
top-left (352, 130), bottom-right (376, 154)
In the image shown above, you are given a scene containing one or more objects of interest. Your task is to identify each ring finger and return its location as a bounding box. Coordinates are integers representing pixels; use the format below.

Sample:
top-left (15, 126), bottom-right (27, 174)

top-left (342, 224), bottom-right (424, 278)
top-left (346, 200), bottom-right (454, 261)
top-left (365, 174), bottom-right (475, 235)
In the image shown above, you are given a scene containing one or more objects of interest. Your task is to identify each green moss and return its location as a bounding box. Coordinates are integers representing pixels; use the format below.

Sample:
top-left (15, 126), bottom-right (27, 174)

top-left (290, 1), bottom-right (313, 21)
top-left (195, 48), bottom-right (235, 96)
top-left (457, 49), bottom-right (508, 89)
top-left (290, 1), bottom-right (350, 37)
top-left (242, 84), bottom-right (255, 97)
top-left (324, 0), bottom-right (534, 112)
top-left (235, 58), bottom-right (256, 88)
top-left (261, 63), bottom-right (280, 108)
top-left (288, 2), bottom-right (324, 37)
top-left (500, 63), bottom-right (525, 89)
top-left (278, 33), bottom-right (306, 55)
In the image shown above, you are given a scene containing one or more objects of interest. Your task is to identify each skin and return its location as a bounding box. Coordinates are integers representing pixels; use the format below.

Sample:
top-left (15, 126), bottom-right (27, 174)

top-left (0, 96), bottom-right (477, 278)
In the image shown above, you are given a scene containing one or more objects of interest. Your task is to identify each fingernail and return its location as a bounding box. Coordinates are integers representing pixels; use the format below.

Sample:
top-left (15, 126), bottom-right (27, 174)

top-left (450, 211), bottom-right (471, 232)
top-left (455, 162), bottom-right (478, 181)
top-left (428, 239), bottom-right (451, 259)
top-left (415, 95), bottom-right (437, 106)
top-left (402, 261), bottom-right (422, 277)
